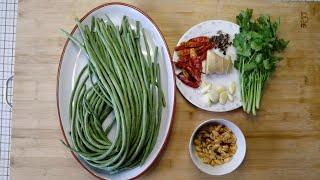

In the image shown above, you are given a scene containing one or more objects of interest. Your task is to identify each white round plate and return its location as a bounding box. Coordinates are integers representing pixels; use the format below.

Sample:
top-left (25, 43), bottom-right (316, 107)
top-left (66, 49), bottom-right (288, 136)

top-left (189, 119), bottom-right (246, 175)
top-left (57, 3), bottom-right (175, 179)
top-left (173, 20), bottom-right (242, 112)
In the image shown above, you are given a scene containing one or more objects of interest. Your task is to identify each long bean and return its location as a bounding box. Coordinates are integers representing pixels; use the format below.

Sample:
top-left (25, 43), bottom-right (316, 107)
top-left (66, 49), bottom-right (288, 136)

top-left (62, 16), bottom-right (166, 174)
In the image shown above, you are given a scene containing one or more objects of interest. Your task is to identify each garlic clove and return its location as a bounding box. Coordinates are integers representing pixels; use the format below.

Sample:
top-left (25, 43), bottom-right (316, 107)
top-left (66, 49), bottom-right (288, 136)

top-left (228, 81), bottom-right (236, 95)
top-left (215, 86), bottom-right (225, 94)
top-left (219, 91), bottom-right (228, 104)
top-left (200, 84), bottom-right (212, 94)
top-left (208, 90), bottom-right (219, 104)
top-left (228, 93), bottom-right (234, 102)
top-left (203, 93), bottom-right (212, 105)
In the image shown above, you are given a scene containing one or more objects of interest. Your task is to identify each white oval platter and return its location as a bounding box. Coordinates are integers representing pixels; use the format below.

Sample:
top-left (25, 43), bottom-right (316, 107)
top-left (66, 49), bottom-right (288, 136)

top-left (57, 3), bottom-right (175, 179)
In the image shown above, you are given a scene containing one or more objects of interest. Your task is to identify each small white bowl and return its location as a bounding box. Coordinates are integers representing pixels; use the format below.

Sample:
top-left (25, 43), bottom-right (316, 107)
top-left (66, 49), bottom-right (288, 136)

top-left (189, 119), bottom-right (246, 175)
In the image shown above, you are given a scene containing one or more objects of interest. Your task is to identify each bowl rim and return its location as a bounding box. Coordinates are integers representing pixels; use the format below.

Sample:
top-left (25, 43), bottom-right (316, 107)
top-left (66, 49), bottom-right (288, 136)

top-left (189, 119), bottom-right (246, 175)
top-left (56, 2), bottom-right (176, 179)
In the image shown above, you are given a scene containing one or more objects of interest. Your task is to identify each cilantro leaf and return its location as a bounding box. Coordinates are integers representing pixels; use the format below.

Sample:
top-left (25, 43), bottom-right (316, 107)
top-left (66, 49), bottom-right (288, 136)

top-left (233, 9), bottom-right (289, 115)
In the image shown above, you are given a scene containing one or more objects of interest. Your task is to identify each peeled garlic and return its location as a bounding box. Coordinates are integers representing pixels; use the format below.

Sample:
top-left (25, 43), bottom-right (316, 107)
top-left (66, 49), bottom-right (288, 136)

top-left (203, 93), bottom-right (212, 105)
top-left (219, 91), bottom-right (228, 104)
top-left (228, 82), bottom-right (236, 95)
top-left (228, 93), bottom-right (234, 102)
top-left (215, 86), bottom-right (225, 94)
top-left (200, 84), bottom-right (212, 94)
top-left (208, 90), bottom-right (219, 104)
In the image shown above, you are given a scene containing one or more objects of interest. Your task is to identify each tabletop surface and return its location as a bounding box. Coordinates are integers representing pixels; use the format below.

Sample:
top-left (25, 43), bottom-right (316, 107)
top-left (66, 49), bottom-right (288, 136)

top-left (11, 0), bottom-right (320, 179)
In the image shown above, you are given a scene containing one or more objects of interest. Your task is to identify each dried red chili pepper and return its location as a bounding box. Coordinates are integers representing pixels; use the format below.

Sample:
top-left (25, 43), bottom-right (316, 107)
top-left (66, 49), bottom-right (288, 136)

top-left (175, 59), bottom-right (188, 69)
top-left (177, 49), bottom-right (190, 57)
top-left (175, 41), bottom-right (204, 51)
top-left (184, 66), bottom-right (200, 82)
top-left (177, 72), bottom-right (200, 88)
top-left (199, 52), bottom-right (207, 61)
top-left (197, 42), bottom-right (215, 55)
top-left (188, 36), bottom-right (209, 43)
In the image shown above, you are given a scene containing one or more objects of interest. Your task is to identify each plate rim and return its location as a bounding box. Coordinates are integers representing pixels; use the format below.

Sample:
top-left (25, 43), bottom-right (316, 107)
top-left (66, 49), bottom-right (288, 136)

top-left (56, 2), bottom-right (176, 179)
top-left (174, 20), bottom-right (241, 112)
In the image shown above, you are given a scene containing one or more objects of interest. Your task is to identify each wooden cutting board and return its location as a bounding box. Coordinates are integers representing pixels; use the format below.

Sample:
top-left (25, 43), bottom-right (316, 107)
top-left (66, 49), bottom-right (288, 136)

top-left (11, 0), bottom-right (320, 179)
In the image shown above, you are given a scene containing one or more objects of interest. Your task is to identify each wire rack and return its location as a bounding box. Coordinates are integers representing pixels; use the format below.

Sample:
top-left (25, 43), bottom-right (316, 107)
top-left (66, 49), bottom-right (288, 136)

top-left (0, 0), bottom-right (17, 179)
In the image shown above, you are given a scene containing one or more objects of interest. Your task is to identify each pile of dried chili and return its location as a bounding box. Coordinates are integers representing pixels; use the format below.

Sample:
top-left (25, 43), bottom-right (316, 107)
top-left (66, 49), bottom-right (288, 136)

top-left (175, 36), bottom-right (215, 88)
top-left (175, 33), bottom-right (232, 88)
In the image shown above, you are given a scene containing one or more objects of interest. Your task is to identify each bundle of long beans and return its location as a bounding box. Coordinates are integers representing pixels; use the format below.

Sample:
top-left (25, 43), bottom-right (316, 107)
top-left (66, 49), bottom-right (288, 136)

top-left (61, 16), bottom-right (165, 174)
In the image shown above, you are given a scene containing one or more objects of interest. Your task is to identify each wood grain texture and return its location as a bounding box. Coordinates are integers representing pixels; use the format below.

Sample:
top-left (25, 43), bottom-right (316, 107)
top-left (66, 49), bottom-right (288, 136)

top-left (11, 0), bottom-right (320, 179)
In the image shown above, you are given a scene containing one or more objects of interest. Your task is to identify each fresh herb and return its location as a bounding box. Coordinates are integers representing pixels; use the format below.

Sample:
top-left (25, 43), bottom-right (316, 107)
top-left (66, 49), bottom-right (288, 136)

top-left (234, 9), bottom-right (289, 115)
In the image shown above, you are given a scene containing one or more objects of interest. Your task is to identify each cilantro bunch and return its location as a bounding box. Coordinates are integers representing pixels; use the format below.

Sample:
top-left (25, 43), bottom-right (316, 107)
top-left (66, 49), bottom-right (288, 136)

top-left (234, 9), bottom-right (289, 115)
